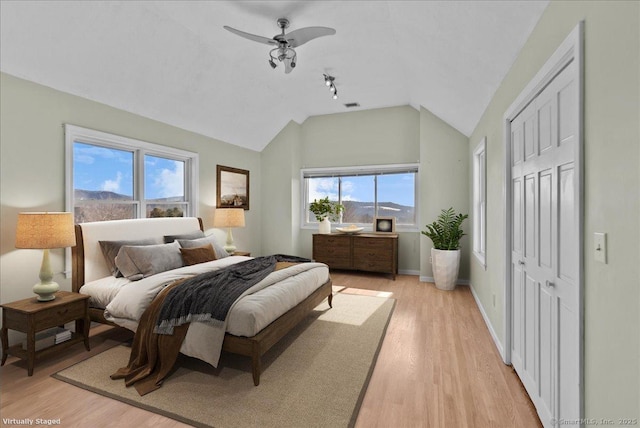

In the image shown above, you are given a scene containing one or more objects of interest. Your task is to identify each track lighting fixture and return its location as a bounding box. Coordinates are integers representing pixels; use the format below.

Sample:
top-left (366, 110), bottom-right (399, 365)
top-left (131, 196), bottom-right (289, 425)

top-left (323, 74), bottom-right (339, 100)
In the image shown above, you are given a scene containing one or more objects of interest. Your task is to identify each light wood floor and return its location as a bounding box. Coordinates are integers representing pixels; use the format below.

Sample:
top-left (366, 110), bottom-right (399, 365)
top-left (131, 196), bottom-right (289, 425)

top-left (0, 273), bottom-right (541, 427)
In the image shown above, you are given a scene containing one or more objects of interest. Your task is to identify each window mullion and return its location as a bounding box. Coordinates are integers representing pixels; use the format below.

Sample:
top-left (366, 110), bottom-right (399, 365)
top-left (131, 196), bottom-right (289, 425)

top-left (374, 175), bottom-right (378, 217)
top-left (338, 177), bottom-right (342, 224)
top-left (137, 149), bottom-right (145, 218)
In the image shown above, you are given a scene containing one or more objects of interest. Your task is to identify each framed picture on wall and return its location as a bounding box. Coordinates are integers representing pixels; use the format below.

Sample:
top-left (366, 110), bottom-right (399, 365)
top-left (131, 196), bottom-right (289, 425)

top-left (373, 217), bottom-right (396, 233)
top-left (216, 165), bottom-right (250, 210)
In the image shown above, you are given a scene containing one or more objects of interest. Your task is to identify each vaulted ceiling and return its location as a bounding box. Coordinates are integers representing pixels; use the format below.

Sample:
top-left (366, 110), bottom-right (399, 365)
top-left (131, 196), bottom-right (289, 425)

top-left (0, 1), bottom-right (549, 151)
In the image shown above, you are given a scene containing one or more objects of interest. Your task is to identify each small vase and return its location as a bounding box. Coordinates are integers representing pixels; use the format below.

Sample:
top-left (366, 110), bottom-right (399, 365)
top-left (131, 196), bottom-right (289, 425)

top-left (318, 218), bottom-right (331, 234)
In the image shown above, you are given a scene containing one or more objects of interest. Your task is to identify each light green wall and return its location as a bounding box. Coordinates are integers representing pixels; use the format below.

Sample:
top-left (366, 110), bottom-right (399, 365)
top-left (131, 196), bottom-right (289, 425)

top-left (468, 0), bottom-right (640, 420)
top-left (0, 73), bottom-right (262, 310)
top-left (419, 107), bottom-right (470, 281)
top-left (260, 120), bottom-right (303, 256)
top-left (301, 106), bottom-right (420, 169)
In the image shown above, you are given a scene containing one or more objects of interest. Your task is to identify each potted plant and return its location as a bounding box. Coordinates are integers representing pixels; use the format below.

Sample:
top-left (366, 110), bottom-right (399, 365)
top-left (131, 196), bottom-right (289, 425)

top-left (309, 197), bottom-right (344, 234)
top-left (421, 207), bottom-right (468, 290)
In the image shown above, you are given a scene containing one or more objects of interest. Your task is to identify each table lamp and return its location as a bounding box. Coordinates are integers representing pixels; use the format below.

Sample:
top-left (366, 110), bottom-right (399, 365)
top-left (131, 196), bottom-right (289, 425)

top-left (213, 208), bottom-right (245, 254)
top-left (15, 212), bottom-right (76, 301)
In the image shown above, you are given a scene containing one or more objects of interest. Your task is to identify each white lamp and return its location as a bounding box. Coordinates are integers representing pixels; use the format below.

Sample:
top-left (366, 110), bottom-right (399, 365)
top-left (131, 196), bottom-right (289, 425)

top-left (15, 212), bottom-right (76, 301)
top-left (213, 208), bottom-right (245, 254)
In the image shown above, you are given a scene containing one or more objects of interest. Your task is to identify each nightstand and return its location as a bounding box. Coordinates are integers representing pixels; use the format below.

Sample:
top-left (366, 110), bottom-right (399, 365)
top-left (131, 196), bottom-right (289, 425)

top-left (1, 291), bottom-right (91, 376)
top-left (232, 251), bottom-right (251, 256)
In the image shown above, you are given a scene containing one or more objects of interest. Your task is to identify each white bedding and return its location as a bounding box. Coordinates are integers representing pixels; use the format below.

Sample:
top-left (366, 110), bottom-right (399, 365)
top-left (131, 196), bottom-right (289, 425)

top-left (80, 256), bottom-right (330, 366)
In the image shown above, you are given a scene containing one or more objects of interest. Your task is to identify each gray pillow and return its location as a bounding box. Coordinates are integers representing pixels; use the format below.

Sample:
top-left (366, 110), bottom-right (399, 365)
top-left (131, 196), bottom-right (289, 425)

top-left (115, 241), bottom-right (183, 281)
top-left (177, 235), bottom-right (229, 259)
top-left (163, 230), bottom-right (205, 243)
top-left (99, 238), bottom-right (158, 277)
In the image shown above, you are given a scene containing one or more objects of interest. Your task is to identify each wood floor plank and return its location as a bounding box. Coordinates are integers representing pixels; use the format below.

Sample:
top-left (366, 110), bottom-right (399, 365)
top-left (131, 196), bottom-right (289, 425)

top-left (0, 273), bottom-right (541, 427)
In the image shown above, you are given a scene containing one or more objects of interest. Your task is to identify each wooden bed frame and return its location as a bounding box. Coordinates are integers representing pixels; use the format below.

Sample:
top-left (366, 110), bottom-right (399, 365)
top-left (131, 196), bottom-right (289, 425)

top-left (71, 217), bottom-right (332, 386)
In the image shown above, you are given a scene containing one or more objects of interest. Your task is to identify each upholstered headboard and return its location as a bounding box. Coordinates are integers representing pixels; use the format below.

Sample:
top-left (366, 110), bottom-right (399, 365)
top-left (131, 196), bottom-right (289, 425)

top-left (72, 217), bottom-right (203, 292)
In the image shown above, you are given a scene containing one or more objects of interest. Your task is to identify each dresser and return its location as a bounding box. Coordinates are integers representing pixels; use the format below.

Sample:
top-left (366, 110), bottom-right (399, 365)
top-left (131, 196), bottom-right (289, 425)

top-left (312, 233), bottom-right (398, 279)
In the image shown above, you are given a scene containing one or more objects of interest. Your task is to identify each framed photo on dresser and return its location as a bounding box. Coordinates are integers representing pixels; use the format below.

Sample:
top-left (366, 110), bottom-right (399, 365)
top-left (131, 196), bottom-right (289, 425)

top-left (373, 217), bottom-right (396, 233)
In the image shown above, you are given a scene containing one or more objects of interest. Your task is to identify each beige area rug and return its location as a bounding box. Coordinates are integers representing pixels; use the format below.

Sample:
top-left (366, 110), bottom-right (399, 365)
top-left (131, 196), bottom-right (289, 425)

top-left (53, 292), bottom-right (395, 428)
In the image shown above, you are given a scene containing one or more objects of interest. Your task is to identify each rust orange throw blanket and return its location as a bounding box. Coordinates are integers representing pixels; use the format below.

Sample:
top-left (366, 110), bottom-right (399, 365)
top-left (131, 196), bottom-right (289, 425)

top-left (111, 259), bottom-right (303, 396)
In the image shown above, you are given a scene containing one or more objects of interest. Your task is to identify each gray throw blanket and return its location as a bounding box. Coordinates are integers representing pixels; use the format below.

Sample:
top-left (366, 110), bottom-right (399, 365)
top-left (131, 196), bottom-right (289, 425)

top-left (154, 254), bottom-right (310, 335)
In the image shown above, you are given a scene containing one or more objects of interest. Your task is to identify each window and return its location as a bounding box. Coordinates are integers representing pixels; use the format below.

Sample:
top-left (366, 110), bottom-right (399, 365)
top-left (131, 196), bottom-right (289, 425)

top-left (65, 125), bottom-right (198, 223)
top-left (302, 164), bottom-right (418, 229)
top-left (473, 137), bottom-right (486, 267)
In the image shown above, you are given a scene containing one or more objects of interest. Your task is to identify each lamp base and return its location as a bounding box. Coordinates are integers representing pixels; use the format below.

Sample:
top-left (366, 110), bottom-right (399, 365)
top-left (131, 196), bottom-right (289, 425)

top-left (224, 228), bottom-right (236, 255)
top-left (33, 281), bottom-right (59, 302)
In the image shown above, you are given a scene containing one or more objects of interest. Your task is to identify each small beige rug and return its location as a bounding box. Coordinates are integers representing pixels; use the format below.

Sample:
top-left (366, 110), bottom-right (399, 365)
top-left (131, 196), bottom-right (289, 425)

top-left (54, 292), bottom-right (395, 428)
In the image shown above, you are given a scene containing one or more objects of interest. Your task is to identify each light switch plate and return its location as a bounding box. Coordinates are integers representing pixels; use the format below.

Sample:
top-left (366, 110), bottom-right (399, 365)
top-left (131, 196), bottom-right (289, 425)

top-left (594, 232), bottom-right (607, 263)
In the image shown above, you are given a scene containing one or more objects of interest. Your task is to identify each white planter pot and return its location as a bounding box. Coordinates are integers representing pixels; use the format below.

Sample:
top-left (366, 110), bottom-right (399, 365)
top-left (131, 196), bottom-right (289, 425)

top-left (318, 218), bottom-right (331, 234)
top-left (431, 248), bottom-right (461, 291)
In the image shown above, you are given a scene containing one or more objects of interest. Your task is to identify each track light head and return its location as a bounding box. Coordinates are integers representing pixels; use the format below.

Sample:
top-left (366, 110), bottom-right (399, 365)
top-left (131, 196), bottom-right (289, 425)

top-left (290, 61), bottom-right (296, 68)
top-left (322, 73), bottom-right (339, 100)
top-left (268, 59), bottom-right (277, 69)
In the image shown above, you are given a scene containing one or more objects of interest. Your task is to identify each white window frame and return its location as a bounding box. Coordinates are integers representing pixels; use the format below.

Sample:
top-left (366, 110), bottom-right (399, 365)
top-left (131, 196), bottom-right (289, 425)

top-left (300, 163), bottom-right (419, 232)
top-left (472, 137), bottom-right (487, 268)
top-left (65, 124), bottom-right (199, 220)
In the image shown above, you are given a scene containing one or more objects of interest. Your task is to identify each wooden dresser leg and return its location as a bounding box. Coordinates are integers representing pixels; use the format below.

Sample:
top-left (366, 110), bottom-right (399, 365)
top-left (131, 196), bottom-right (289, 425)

top-left (328, 292), bottom-right (333, 308)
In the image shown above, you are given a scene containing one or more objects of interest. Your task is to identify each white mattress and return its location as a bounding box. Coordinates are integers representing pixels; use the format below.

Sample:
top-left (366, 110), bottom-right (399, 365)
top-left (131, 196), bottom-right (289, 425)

top-left (80, 258), bottom-right (330, 337)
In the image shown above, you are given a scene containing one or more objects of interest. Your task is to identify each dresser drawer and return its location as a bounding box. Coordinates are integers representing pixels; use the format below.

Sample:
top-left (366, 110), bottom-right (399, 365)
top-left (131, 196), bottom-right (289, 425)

top-left (353, 237), bottom-right (392, 250)
top-left (353, 259), bottom-right (393, 273)
top-left (313, 235), bottom-right (351, 247)
top-left (353, 247), bottom-right (390, 262)
top-left (315, 255), bottom-right (352, 270)
top-left (313, 241), bottom-right (351, 257)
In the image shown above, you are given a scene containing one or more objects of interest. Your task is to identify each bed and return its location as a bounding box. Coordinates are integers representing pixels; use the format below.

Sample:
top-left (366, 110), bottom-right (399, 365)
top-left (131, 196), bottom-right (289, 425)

top-left (71, 217), bottom-right (332, 386)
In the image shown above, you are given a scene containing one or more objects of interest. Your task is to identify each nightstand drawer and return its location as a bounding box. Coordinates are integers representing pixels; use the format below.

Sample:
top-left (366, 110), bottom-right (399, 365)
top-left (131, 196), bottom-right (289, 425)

top-left (33, 300), bottom-right (86, 329)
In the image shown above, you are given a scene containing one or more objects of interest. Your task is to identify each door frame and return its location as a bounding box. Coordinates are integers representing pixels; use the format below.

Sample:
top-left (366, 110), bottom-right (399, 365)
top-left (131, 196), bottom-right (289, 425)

top-left (502, 21), bottom-right (584, 416)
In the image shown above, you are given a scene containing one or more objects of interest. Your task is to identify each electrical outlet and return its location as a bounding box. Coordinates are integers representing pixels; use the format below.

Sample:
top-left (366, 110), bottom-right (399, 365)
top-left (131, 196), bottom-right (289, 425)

top-left (594, 232), bottom-right (607, 263)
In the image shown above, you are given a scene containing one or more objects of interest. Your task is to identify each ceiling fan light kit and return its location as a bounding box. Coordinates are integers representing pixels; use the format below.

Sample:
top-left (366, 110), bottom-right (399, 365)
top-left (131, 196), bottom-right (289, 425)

top-left (224, 18), bottom-right (335, 74)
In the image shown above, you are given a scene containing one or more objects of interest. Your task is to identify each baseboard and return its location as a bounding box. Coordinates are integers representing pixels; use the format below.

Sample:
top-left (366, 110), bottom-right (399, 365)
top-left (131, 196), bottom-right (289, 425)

top-left (468, 283), bottom-right (505, 360)
top-left (398, 269), bottom-right (420, 276)
top-left (419, 276), bottom-right (469, 285)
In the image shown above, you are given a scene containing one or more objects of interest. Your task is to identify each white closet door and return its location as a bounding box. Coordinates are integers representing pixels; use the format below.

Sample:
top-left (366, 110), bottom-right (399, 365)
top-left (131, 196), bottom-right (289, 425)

top-left (510, 60), bottom-right (579, 427)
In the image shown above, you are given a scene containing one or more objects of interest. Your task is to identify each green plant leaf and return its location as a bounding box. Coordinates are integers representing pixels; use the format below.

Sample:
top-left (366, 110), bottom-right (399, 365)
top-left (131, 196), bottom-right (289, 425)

top-left (421, 207), bottom-right (468, 250)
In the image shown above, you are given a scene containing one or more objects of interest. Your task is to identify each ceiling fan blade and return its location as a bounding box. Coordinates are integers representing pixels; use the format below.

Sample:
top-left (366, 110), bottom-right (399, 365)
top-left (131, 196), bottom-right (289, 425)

top-left (223, 26), bottom-right (277, 45)
top-left (286, 27), bottom-right (336, 48)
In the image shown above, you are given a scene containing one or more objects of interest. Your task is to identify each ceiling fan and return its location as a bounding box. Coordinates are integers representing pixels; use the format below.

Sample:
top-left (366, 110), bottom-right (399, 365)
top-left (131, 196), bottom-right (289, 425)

top-left (223, 18), bottom-right (336, 74)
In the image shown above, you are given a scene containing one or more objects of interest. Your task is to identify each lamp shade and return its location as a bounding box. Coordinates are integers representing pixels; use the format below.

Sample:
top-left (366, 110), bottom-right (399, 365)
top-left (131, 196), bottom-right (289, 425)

top-left (213, 208), bottom-right (245, 228)
top-left (15, 212), bottom-right (76, 249)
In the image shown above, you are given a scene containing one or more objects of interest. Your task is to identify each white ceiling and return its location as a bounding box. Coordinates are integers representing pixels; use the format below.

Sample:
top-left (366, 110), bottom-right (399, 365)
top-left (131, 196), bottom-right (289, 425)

top-left (0, 1), bottom-right (549, 152)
